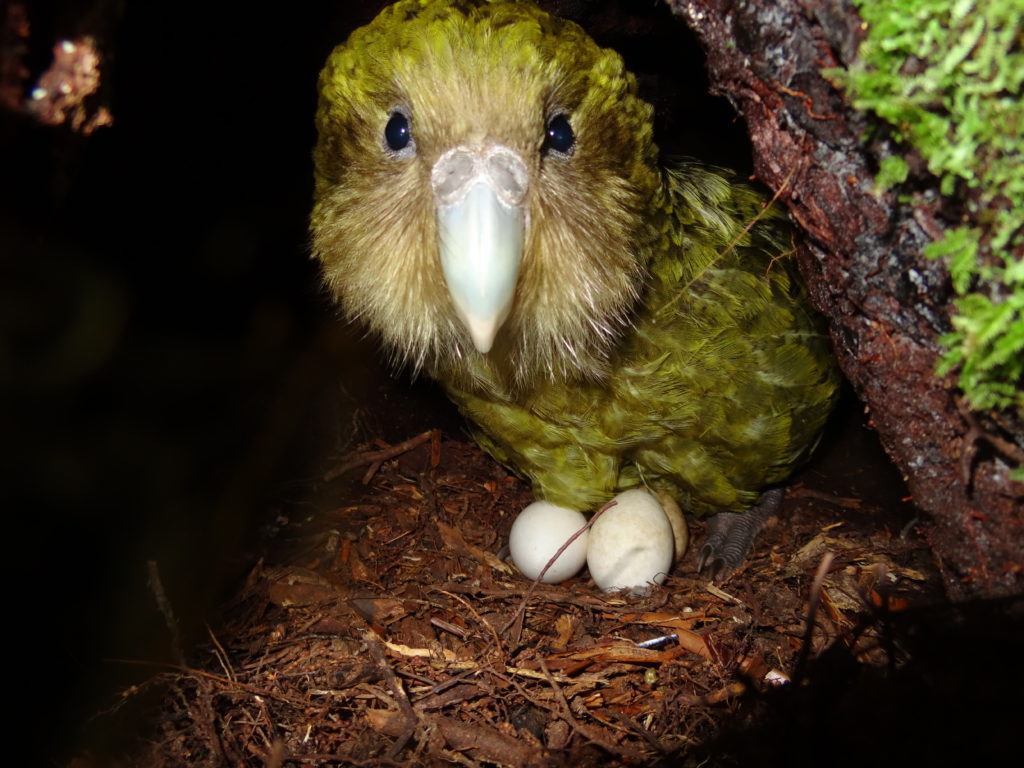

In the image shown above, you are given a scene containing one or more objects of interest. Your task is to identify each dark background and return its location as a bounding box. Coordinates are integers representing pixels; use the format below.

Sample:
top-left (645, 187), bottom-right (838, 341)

top-left (3, 0), bottom-right (390, 756)
top-left (1, 0), bottom-right (758, 758)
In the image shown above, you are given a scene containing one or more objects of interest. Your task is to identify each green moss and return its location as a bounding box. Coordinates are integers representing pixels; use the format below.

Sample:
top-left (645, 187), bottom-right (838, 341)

top-left (875, 155), bottom-right (909, 190)
top-left (825, 0), bottom-right (1024, 433)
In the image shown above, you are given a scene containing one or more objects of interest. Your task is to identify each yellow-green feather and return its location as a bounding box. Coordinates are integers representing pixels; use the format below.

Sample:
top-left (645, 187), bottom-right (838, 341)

top-left (443, 161), bottom-right (838, 516)
top-left (311, 0), bottom-right (839, 517)
top-left (312, 0), bottom-right (662, 384)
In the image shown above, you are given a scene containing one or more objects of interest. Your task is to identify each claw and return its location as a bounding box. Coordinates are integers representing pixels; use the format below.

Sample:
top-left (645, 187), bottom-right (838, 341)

top-left (698, 488), bottom-right (784, 580)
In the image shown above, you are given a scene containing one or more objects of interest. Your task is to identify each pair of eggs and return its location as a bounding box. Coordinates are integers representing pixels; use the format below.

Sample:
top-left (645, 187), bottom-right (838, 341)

top-left (508, 489), bottom-right (688, 594)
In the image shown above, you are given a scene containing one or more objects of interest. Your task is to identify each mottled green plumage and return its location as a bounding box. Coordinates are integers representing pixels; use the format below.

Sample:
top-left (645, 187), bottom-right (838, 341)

top-left (446, 162), bottom-right (837, 514)
top-left (312, 0), bottom-right (838, 520)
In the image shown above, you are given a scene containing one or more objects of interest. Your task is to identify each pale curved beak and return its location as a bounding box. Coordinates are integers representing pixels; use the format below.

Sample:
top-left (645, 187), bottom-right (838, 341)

top-left (432, 145), bottom-right (528, 354)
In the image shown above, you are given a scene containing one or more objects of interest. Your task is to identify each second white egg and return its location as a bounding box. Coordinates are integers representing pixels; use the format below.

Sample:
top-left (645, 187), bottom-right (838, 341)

top-left (587, 488), bottom-right (675, 594)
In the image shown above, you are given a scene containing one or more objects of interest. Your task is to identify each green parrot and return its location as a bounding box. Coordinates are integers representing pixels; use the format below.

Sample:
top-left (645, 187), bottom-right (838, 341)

top-left (311, 0), bottom-right (839, 578)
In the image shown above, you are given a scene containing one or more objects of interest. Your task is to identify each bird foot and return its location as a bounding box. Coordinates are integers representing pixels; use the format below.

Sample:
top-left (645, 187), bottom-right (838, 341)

top-left (697, 488), bottom-right (784, 581)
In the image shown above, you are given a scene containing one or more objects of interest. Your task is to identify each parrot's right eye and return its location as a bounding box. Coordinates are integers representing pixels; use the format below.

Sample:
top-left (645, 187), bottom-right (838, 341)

top-left (384, 111), bottom-right (413, 153)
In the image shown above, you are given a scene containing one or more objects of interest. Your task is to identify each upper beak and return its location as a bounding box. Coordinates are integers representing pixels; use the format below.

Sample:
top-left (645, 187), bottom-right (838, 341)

top-left (432, 145), bottom-right (528, 354)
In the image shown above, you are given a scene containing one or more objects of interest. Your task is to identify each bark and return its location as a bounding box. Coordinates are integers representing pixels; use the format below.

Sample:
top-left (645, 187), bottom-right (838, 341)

top-left (669, 0), bottom-right (1023, 598)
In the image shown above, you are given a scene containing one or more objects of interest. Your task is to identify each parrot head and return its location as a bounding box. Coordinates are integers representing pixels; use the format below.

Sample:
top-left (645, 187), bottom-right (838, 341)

top-left (312, 0), bottom-right (663, 389)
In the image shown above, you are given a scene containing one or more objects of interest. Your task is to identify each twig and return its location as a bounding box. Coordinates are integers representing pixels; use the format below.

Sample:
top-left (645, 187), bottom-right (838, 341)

top-left (364, 629), bottom-right (419, 759)
top-left (206, 623), bottom-right (235, 682)
top-left (538, 658), bottom-right (644, 761)
top-left (602, 708), bottom-right (668, 755)
top-left (147, 560), bottom-right (185, 666)
top-left (430, 428), bottom-right (442, 467)
top-left (660, 162), bottom-right (799, 314)
top-left (501, 498), bottom-right (619, 642)
top-left (429, 617), bottom-right (467, 639)
top-left (539, 658), bottom-right (578, 730)
top-left (956, 397), bottom-right (1024, 492)
top-left (325, 430), bottom-right (436, 482)
top-left (786, 486), bottom-right (863, 509)
top-left (437, 588), bottom-right (504, 652)
top-left (773, 81), bottom-right (841, 121)
top-left (105, 658), bottom-right (304, 704)
top-left (194, 674), bottom-right (227, 764)
top-left (792, 551), bottom-right (835, 683)
top-left (361, 459), bottom-right (385, 485)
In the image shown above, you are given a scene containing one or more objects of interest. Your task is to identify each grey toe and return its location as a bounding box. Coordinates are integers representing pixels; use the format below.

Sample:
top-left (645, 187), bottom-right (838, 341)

top-left (697, 488), bottom-right (784, 580)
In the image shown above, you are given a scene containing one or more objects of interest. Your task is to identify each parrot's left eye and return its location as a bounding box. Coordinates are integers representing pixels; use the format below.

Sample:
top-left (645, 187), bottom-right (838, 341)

top-left (384, 111), bottom-right (413, 154)
top-left (542, 114), bottom-right (575, 156)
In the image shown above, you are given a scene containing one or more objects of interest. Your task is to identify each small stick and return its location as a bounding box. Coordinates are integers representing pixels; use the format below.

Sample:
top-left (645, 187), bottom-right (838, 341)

top-left (430, 617), bottom-right (467, 639)
top-left (956, 396), bottom-right (1024, 490)
top-left (364, 629), bottom-right (419, 758)
top-left (324, 430), bottom-right (434, 482)
top-left (539, 658), bottom-right (644, 760)
top-left (361, 459), bottom-right (384, 485)
top-left (147, 560), bottom-right (185, 666)
top-left (501, 498), bottom-right (618, 641)
top-left (661, 163), bottom-right (799, 313)
top-left (430, 428), bottom-right (442, 467)
top-left (206, 623), bottom-right (235, 682)
top-left (792, 551), bottom-right (835, 683)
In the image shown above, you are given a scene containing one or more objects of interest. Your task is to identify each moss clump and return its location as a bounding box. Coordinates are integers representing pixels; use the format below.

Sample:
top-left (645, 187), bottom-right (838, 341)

top-left (828, 0), bottom-right (1024, 429)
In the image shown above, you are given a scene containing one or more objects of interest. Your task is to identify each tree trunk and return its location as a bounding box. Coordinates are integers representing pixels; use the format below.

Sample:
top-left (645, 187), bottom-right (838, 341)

top-left (669, 0), bottom-right (1023, 598)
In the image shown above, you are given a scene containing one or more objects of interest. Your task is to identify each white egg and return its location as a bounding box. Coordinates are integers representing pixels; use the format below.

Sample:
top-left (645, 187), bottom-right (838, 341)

top-left (587, 488), bottom-right (675, 594)
top-left (509, 501), bottom-right (589, 583)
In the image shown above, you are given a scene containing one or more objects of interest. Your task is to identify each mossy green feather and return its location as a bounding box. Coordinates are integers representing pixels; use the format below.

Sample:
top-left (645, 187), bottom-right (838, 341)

top-left (311, 0), bottom-right (840, 517)
top-left (444, 162), bottom-right (839, 516)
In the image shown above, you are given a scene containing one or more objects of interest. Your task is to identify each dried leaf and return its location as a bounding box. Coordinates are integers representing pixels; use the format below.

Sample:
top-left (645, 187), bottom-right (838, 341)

top-left (436, 519), bottom-right (513, 573)
top-left (552, 613), bottom-right (577, 651)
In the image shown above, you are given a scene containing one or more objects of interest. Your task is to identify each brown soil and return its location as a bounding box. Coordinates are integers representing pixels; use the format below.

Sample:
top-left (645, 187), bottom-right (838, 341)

top-left (69, 389), bottom-right (1022, 768)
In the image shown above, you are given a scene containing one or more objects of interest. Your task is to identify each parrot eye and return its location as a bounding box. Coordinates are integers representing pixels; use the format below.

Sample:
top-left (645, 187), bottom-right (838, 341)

top-left (384, 111), bottom-right (413, 153)
top-left (542, 114), bottom-right (575, 156)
